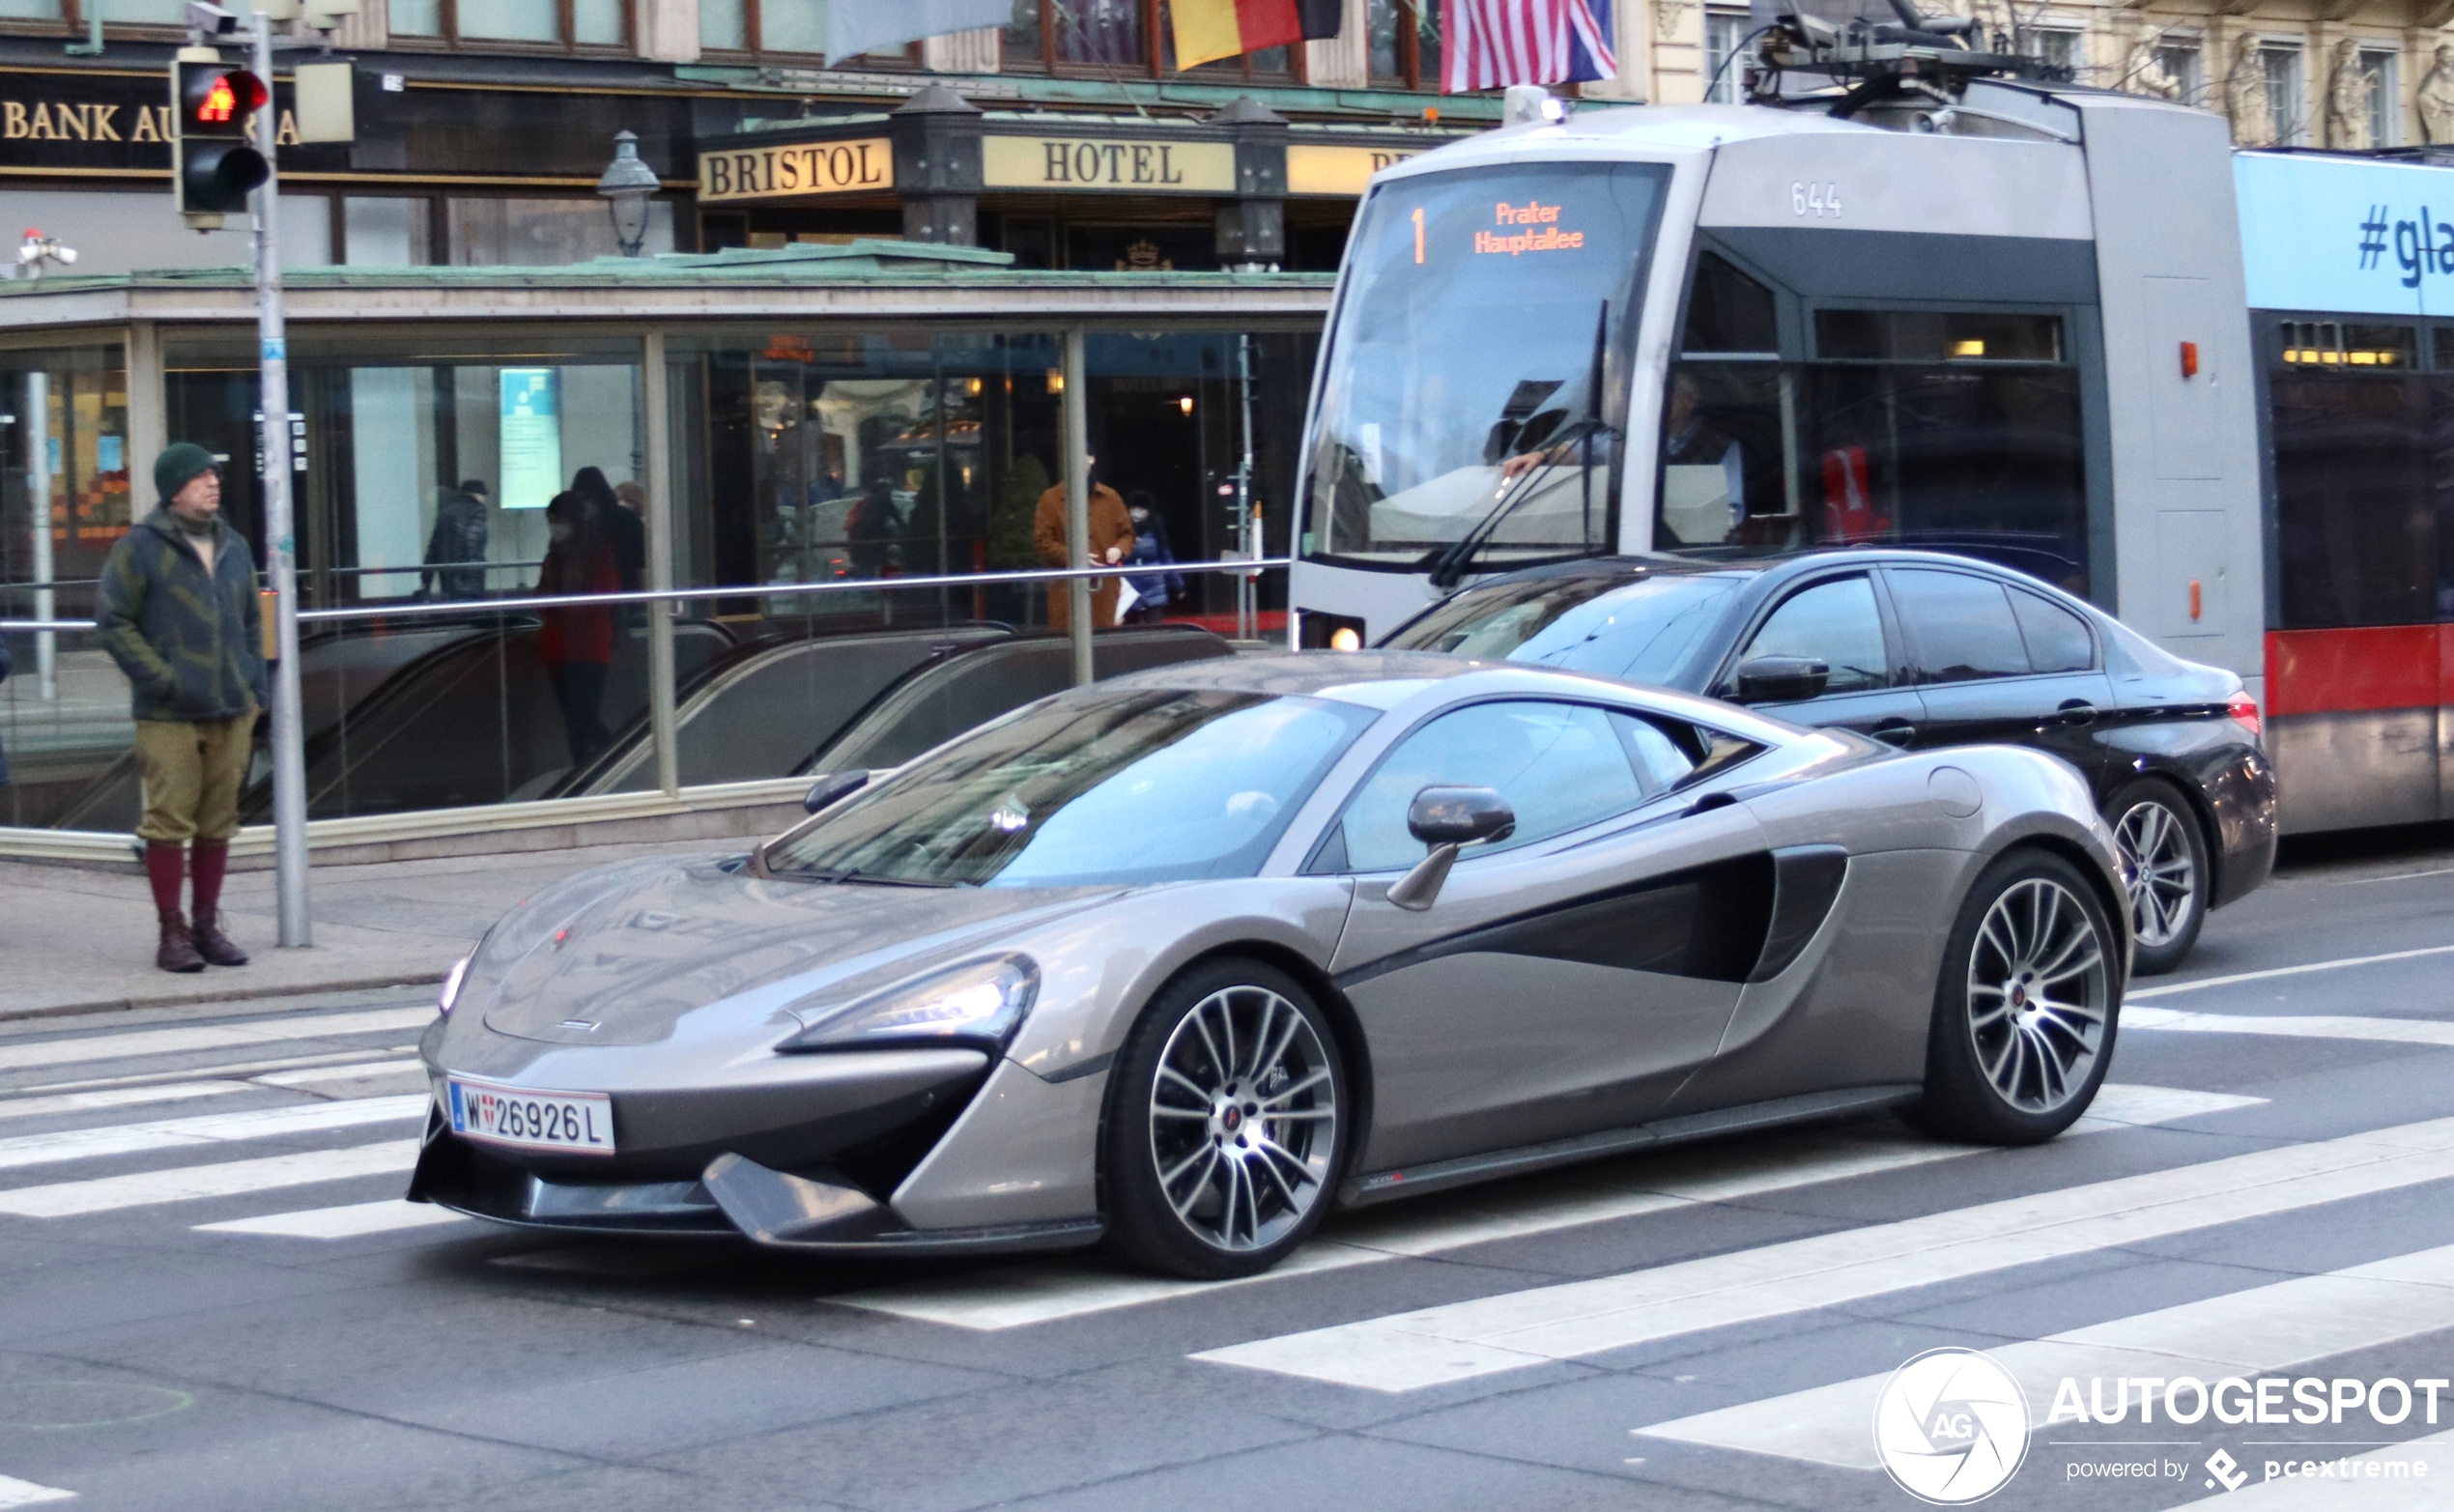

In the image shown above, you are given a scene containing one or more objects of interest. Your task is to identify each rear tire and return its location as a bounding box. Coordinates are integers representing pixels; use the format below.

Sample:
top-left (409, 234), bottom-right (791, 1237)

top-left (1906, 848), bottom-right (2120, 1145)
top-left (1100, 957), bottom-right (1348, 1280)
top-left (2106, 780), bottom-right (2209, 976)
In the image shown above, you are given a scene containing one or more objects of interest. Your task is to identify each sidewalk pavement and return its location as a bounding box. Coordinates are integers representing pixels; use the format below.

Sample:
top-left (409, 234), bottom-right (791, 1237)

top-left (0, 837), bottom-right (739, 1021)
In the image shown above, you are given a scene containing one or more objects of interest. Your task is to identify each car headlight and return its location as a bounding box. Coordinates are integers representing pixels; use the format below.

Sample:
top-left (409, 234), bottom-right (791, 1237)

top-left (778, 956), bottom-right (1039, 1053)
top-left (439, 954), bottom-right (471, 1016)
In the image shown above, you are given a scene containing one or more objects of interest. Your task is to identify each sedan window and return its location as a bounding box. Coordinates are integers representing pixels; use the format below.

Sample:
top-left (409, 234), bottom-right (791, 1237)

top-left (1338, 700), bottom-right (1645, 872)
top-left (2010, 587), bottom-right (2096, 673)
top-left (1740, 576), bottom-right (1889, 693)
top-left (1890, 568), bottom-right (2031, 683)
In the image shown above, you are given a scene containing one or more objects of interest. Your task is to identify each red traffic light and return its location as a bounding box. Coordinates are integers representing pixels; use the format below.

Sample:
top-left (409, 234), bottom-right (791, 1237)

top-left (179, 65), bottom-right (267, 132)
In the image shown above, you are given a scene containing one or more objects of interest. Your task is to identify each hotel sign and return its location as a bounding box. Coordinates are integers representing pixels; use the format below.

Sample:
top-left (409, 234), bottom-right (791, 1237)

top-left (698, 137), bottom-right (893, 204)
top-left (1286, 144), bottom-right (1425, 196)
top-left (981, 135), bottom-right (1235, 194)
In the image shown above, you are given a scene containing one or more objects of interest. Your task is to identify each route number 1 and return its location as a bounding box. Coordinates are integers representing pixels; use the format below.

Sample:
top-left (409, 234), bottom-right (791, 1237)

top-left (1412, 206), bottom-right (1426, 263)
top-left (1790, 181), bottom-right (1842, 218)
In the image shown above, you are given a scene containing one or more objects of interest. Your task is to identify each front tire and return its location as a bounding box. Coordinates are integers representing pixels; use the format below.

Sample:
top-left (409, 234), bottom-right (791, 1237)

top-left (1907, 848), bottom-right (2119, 1145)
top-left (1100, 958), bottom-right (1347, 1280)
top-left (2107, 780), bottom-right (2209, 976)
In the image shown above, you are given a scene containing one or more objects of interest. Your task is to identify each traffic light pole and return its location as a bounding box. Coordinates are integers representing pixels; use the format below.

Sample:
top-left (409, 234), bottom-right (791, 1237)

top-left (250, 10), bottom-right (311, 948)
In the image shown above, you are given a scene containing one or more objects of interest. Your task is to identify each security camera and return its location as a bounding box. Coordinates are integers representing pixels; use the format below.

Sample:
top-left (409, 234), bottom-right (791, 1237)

top-left (185, 2), bottom-right (238, 32)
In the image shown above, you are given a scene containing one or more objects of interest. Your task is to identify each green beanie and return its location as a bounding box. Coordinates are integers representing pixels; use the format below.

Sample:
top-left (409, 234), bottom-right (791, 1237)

top-left (154, 442), bottom-right (217, 505)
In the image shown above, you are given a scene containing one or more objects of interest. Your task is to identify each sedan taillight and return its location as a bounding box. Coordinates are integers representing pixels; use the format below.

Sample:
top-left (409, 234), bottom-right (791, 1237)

top-left (2227, 691), bottom-right (2261, 738)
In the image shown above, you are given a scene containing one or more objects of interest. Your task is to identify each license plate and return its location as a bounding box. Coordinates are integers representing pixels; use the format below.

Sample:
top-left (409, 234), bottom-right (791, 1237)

top-left (445, 1077), bottom-right (614, 1155)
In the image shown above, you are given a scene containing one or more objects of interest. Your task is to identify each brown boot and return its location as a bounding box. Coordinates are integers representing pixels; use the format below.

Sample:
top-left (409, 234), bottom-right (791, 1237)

top-left (190, 909), bottom-right (249, 968)
top-left (157, 912), bottom-right (207, 974)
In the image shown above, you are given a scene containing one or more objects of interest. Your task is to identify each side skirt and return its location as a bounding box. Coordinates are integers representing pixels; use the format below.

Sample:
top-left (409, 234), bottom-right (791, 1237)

top-left (1336, 1083), bottom-right (1924, 1207)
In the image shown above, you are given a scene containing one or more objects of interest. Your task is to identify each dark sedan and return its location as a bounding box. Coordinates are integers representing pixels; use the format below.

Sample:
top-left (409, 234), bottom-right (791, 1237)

top-left (1379, 551), bottom-right (2276, 973)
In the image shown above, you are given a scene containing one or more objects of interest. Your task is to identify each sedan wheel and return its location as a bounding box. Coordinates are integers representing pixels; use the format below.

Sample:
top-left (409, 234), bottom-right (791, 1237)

top-left (1103, 959), bottom-right (1345, 1278)
top-left (2108, 781), bottom-right (2209, 976)
top-left (1908, 849), bottom-right (2120, 1144)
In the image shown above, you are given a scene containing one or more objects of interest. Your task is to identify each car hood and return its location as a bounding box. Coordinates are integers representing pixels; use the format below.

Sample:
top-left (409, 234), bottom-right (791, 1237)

top-left (473, 853), bottom-right (1123, 1048)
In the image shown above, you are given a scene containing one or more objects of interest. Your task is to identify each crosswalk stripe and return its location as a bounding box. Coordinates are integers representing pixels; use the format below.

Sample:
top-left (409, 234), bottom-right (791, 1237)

top-left (0, 1097), bottom-right (425, 1173)
top-left (23, 1047), bottom-right (421, 1097)
top-left (2128, 943), bottom-right (2454, 1000)
top-left (0, 1008), bottom-right (435, 1075)
top-left (2162, 1429), bottom-right (2454, 1509)
top-left (0, 1473), bottom-right (72, 1507)
top-left (1191, 1115), bottom-right (2454, 1391)
top-left (1636, 1241), bottom-right (2454, 1469)
top-left (0, 1083), bottom-right (244, 1124)
top-left (834, 1086), bottom-right (2261, 1330)
top-left (2127, 1007), bottom-right (2454, 1048)
top-left (251, 1060), bottom-right (426, 1089)
top-left (0, 1140), bottom-right (422, 1218)
top-left (196, 1198), bottom-right (469, 1240)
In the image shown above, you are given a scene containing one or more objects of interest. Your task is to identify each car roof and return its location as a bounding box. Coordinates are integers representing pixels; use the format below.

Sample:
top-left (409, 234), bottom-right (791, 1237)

top-left (1462, 549), bottom-right (2097, 607)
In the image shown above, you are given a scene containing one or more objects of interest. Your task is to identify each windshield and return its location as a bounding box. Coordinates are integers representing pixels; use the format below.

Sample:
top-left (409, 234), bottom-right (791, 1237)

top-left (1384, 572), bottom-right (1745, 685)
top-left (1303, 161), bottom-right (1671, 568)
top-left (766, 689), bottom-right (1375, 888)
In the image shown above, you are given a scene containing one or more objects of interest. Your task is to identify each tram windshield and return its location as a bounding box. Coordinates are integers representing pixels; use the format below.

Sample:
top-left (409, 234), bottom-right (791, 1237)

top-left (1303, 161), bottom-right (1672, 568)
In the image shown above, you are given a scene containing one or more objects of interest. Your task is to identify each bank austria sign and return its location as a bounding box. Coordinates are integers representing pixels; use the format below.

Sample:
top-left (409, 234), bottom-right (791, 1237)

top-left (2236, 150), bottom-right (2454, 315)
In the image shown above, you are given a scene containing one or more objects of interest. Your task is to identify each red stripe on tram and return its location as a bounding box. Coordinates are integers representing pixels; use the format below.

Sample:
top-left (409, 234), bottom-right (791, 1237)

top-left (2265, 626), bottom-right (2444, 718)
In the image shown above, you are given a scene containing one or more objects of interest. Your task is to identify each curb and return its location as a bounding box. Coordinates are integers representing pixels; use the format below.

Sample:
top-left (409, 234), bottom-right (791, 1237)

top-left (0, 972), bottom-right (447, 1026)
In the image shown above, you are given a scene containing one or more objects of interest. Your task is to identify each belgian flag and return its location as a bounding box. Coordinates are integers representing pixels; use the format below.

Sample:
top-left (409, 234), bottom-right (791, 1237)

top-left (1172, 0), bottom-right (1343, 69)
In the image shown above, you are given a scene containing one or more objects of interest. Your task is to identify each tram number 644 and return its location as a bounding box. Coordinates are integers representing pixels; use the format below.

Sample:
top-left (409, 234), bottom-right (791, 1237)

top-left (1791, 181), bottom-right (1843, 218)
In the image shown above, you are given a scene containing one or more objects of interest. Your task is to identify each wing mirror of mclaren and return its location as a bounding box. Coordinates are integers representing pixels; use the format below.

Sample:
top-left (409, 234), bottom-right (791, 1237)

top-left (802, 768), bottom-right (870, 813)
top-left (1734, 655), bottom-right (1830, 704)
top-left (1388, 785), bottom-right (1517, 911)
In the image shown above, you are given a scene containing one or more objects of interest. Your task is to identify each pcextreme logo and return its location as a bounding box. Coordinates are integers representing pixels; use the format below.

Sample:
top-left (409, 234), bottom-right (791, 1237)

top-left (1873, 1348), bottom-right (2031, 1504)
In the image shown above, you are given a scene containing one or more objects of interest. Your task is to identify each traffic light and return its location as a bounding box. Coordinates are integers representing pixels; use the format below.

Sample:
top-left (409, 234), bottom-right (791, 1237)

top-left (172, 53), bottom-right (270, 222)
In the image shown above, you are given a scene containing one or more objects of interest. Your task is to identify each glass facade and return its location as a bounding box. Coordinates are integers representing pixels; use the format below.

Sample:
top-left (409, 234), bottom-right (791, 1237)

top-left (2, 311), bottom-right (1321, 835)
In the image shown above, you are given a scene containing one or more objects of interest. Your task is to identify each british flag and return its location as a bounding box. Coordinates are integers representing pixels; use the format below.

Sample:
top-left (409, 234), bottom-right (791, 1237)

top-left (1440, 0), bottom-right (1617, 92)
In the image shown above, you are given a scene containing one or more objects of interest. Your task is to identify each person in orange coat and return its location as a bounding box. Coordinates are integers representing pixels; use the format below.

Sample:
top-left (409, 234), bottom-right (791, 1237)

top-left (1034, 453), bottom-right (1136, 631)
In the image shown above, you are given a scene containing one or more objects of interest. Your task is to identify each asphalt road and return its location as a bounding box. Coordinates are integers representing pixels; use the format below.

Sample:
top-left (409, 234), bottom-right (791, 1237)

top-left (1, 829), bottom-right (2451, 1512)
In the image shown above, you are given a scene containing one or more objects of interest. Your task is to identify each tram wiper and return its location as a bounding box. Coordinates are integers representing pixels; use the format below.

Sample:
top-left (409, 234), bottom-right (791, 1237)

top-left (1427, 301), bottom-right (1615, 589)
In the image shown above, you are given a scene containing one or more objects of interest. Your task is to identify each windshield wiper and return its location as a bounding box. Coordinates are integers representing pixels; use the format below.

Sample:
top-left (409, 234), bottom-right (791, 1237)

top-left (783, 864), bottom-right (957, 889)
top-left (1427, 300), bottom-right (1615, 590)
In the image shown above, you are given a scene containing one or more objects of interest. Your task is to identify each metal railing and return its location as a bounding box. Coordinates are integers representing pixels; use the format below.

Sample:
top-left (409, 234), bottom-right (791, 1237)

top-left (0, 556), bottom-right (1290, 634)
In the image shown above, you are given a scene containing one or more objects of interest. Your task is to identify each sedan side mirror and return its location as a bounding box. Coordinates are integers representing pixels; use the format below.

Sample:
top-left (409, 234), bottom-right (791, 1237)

top-left (802, 769), bottom-right (870, 814)
top-left (1389, 785), bottom-right (1516, 910)
top-left (1734, 655), bottom-right (1830, 704)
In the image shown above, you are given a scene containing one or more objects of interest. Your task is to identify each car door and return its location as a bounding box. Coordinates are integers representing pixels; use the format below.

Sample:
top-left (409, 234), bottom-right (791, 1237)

top-left (1882, 565), bottom-right (2116, 787)
top-left (1319, 697), bottom-right (1777, 1173)
top-left (1720, 572), bottom-right (1926, 745)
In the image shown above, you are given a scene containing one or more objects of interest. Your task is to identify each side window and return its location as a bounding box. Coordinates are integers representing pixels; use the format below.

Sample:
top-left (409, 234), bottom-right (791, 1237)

top-left (1612, 711), bottom-right (1698, 795)
top-left (1338, 701), bottom-right (1644, 872)
top-left (1739, 576), bottom-right (1889, 694)
top-left (1889, 568), bottom-right (2030, 683)
top-left (2009, 587), bottom-right (2096, 673)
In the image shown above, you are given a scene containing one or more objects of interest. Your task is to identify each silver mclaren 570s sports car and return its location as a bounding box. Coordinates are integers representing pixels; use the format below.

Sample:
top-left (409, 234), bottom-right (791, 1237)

top-left (412, 651), bottom-right (2131, 1279)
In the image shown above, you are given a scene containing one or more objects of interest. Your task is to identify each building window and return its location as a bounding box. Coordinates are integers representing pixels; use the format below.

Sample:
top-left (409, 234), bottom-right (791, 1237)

top-left (1703, 9), bottom-right (1753, 102)
top-left (2364, 47), bottom-right (2401, 147)
top-left (699, 0), bottom-right (874, 56)
top-left (1364, 0), bottom-right (1441, 89)
top-left (2023, 26), bottom-right (2083, 79)
top-left (2263, 44), bottom-right (2305, 146)
top-left (2154, 39), bottom-right (2202, 105)
top-left (386, 0), bottom-right (630, 48)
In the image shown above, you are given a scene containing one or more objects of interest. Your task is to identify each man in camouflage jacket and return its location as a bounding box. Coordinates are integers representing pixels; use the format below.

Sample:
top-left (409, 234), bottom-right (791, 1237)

top-left (95, 442), bottom-right (268, 973)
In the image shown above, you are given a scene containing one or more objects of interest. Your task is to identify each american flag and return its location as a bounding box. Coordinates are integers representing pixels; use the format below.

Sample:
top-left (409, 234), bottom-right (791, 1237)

top-left (1441, 0), bottom-right (1617, 92)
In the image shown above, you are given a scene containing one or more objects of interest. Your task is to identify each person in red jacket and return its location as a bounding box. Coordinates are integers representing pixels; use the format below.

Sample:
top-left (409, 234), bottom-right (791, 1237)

top-left (535, 491), bottom-right (618, 768)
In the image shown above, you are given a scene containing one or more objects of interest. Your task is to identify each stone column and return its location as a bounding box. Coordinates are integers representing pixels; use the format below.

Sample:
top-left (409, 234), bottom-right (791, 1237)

top-left (891, 83), bottom-right (984, 245)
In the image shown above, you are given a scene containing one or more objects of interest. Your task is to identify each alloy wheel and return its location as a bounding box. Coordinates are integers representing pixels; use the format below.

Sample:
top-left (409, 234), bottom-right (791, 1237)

top-left (1146, 984), bottom-right (1337, 1253)
top-left (1965, 877), bottom-right (2110, 1115)
top-left (2114, 799), bottom-right (2199, 949)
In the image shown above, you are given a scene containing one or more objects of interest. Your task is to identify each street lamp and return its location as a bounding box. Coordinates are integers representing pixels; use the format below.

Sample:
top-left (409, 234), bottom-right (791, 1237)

top-left (595, 130), bottom-right (661, 258)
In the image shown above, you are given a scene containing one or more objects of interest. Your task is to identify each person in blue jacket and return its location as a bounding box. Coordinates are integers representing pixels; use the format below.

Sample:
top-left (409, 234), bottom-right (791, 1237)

top-left (1120, 491), bottom-right (1186, 625)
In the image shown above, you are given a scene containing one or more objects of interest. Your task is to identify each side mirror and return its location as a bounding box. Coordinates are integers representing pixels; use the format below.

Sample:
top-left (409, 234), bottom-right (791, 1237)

top-left (802, 769), bottom-right (870, 814)
top-left (1389, 786), bottom-right (1516, 911)
top-left (1406, 785), bottom-right (1517, 847)
top-left (1734, 655), bottom-right (1830, 704)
